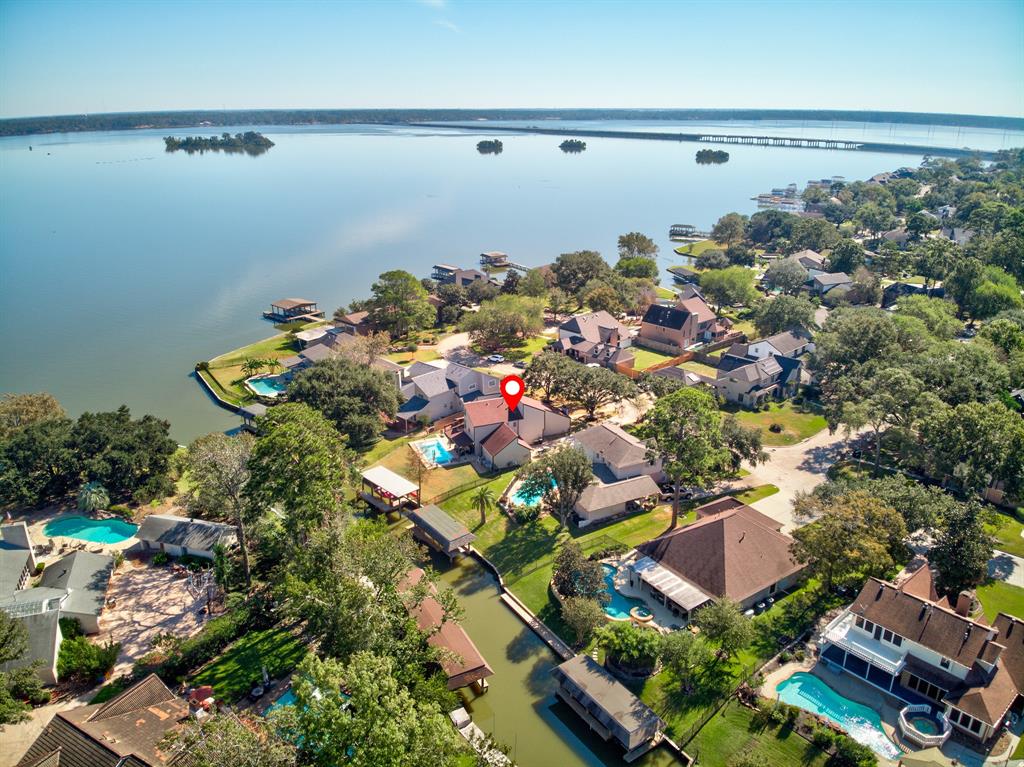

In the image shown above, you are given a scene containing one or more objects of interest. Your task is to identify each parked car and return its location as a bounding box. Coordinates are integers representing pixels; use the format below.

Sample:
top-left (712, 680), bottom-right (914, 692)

top-left (513, 360), bottom-right (527, 369)
top-left (486, 354), bottom-right (505, 363)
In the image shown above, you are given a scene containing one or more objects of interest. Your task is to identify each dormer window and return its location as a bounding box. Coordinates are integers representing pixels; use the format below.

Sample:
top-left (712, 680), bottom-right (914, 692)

top-left (940, 658), bottom-right (951, 669)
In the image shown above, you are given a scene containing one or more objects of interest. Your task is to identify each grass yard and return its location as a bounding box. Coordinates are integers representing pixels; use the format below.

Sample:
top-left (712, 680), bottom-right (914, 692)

top-left (655, 286), bottom-right (678, 300)
top-left (504, 333), bottom-right (554, 362)
top-left (685, 701), bottom-right (828, 767)
top-left (203, 331), bottom-right (303, 403)
top-left (358, 432), bottom-right (419, 466)
top-left (372, 444), bottom-right (487, 503)
top-left (985, 510), bottom-right (1024, 558)
top-left (726, 401), bottom-right (827, 446)
top-left (719, 308), bottom-right (757, 339)
top-left (977, 580), bottom-right (1024, 621)
top-left (735, 484), bottom-right (780, 505)
top-left (385, 346), bottom-right (443, 365)
top-left (678, 359), bottom-right (719, 378)
top-left (674, 240), bottom-right (724, 257)
top-left (630, 345), bottom-right (679, 371)
top-left (192, 627), bottom-right (308, 702)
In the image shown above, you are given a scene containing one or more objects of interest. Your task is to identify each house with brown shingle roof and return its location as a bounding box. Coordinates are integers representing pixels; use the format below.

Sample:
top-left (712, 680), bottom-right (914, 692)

top-left (553, 311), bottom-right (635, 371)
top-left (819, 566), bottom-right (1024, 744)
top-left (17, 674), bottom-right (189, 767)
top-left (461, 395), bottom-right (570, 467)
top-left (629, 498), bottom-right (805, 622)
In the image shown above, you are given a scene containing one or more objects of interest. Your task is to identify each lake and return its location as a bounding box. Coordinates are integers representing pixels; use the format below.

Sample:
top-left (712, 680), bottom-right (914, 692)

top-left (0, 121), bottom-right (1017, 441)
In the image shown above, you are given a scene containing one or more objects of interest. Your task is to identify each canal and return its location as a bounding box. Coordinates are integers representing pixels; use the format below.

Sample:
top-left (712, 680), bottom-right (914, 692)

top-left (433, 552), bottom-right (680, 767)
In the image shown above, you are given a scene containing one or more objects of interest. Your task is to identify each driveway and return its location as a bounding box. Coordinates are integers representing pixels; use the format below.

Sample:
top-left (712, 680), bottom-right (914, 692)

top-left (742, 426), bottom-right (858, 532)
top-left (99, 559), bottom-right (209, 676)
top-left (989, 550), bottom-right (1024, 588)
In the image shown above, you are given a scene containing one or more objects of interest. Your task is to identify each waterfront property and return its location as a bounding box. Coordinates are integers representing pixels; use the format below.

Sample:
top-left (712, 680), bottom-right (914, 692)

top-left (394, 360), bottom-right (502, 430)
top-left (359, 465), bottom-right (420, 511)
top-left (16, 673), bottom-right (190, 767)
top-left (407, 504), bottom-right (476, 559)
top-left (263, 297), bottom-right (325, 323)
top-left (628, 497), bottom-right (805, 622)
top-left (400, 567), bottom-right (493, 691)
top-left (818, 559), bottom-right (1024, 746)
top-left (39, 550), bottom-right (114, 633)
top-left (574, 475), bottom-right (660, 528)
top-left (462, 395), bottom-right (570, 468)
top-left (775, 671), bottom-right (902, 759)
top-left (551, 655), bottom-right (665, 760)
top-left (136, 514), bottom-right (236, 560)
top-left (638, 289), bottom-right (733, 354)
top-left (552, 311), bottom-right (636, 371)
top-left (245, 372), bottom-right (289, 398)
top-left (411, 435), bottom-right (458, 467)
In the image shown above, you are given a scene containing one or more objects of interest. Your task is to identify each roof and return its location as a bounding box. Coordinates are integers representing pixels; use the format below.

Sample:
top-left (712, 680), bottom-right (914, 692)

top-left (238, 403), bottom-right (268, 419)
top-left (813, 272), bottom-right (852, 286)
top-left (407, 505), bottom-right (475, 552)
top-left (360, 466), bottom-right (419, 498)
top-left (135, 515), bottom-right (236, 553)
top-left (481, 423), bottom-right (519, 457)
top-left (651, 366), bottom-right (702, 385)
top-left (18, 674), bottom-right (188, 767)
top-left (760, 329), bottom-right (812, 356)
top-left (397, 395), bottom-right (429, 415)
top-left (632, 556), bottom-right (713, 611)
top-left (400, 568), bottom-right (492, 690)
top-left (295, 326), bottom-right (330, 343)
top-left (463, 397), bottom-right (509, 428)
top-left (0, 610), bottom-right (60, 678)
top-left (340, 310), bottom-right (369, 325)
top-left (411, 368), bottom-right (452, 399)
top-left (576, 475), bottom-right (660, 514)
top-left (271, 298), bottom-right (316, 310)
top-left (637, 501), bottom-right (804, 604)
top-left (641, 304), bottom-right (689, 331)
top-left (297, 344), bottom-right (335, 364)
top-left (39, 551), bottom-right (113, 618)
top-left (0, 548), bottom-right (32, 595)
top-left (716, 356), bottom-right (782, 385)
top-left (848, 577), bottom-right (997, 669)
top-left (559, 311), bottom-right (628, 345)
top-left (551, 655), bottom-right (664, 737)
top-left (573, 423), bottom-right (650, 470)
top-left (789, 249), bottom-right (824, 269)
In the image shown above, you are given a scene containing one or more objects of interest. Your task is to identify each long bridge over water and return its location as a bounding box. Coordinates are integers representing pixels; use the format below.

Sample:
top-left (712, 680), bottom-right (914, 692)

top-left (409, 122), bottom-right (999, 159)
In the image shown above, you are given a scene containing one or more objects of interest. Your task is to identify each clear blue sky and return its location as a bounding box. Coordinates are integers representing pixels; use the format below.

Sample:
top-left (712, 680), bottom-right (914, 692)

top-left (1, 0), bottom-right (1021, 119)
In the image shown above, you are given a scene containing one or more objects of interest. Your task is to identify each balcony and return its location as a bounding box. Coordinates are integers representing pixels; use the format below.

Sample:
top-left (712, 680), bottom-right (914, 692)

top-left (824, 613), bottom-right (906, 676)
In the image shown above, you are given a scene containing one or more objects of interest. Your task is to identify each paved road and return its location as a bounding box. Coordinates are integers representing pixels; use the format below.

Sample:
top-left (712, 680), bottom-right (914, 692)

top-left (741, 426), bottom-right (857, 532)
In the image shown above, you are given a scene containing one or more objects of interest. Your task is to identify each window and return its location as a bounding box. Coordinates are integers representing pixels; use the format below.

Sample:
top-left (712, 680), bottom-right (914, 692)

top-left (940, 658), bottom-right (951, 669)
top-left (882, 629), bottom-right (893, 643)
top-left (892, 635), bottom-right (903, 647)
top-left (969, 718), bottom-right (982, 734)
top-left (855, 616), bottom-right (864, 629)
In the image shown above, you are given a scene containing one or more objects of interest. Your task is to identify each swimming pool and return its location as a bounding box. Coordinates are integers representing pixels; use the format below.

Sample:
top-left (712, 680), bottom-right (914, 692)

top-left (414, 437), bottom-right (455, 466)
top-left (601, 563), bottom-right (647, 620)
top-left (44, 515), bottom-right (138, 544)
top-left (775, 672), bottom-right (902, 759)
top-left (246, 375), bottom-right (288, 397)
top-left (267, 688), bottom-right (296, 713)
top-left (511, 478), bottom-right (556, 507)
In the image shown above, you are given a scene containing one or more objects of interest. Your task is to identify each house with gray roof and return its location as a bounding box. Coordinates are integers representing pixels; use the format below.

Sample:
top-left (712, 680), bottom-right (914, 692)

top-left (572, 423), bottom-right (662, 483)
top-left (39, 551), bottom-right (113, 634)
top-left (713, 354), bottom-right (801, 407)
top-left (553, 311), bottom-right (635, 371)
top-left (0, 611), bottom-right (62, 686)
top-left (394, 360), bottom-right (502, 429)
top-left (136, 514), bottom-right (236, 560)
top-left (808, 271), bottom-right (853, 296)
top-left (574, 475), bottom-right (660, 527)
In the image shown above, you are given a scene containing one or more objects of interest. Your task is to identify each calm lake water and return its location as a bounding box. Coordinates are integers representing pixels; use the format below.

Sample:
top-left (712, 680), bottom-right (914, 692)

top-left (0, 122), bottom-right (1016, 441)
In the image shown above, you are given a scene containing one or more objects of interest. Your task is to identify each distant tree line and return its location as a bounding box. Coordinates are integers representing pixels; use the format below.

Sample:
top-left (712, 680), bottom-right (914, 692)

top-left (3, 108), bottom-right (1021, 138)
top-left (164, 131), bottom-right (274, 156)
top-left (695, 149), bottom-right (729, 164)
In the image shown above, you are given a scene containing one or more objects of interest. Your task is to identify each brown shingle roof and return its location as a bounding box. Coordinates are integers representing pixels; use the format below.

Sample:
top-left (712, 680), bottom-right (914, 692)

top-left (945, 661), bottom-right (1019, 726)
top-left (849, 578), bottom-right (995, 668)
top-left (637, 501), bottom-right (804, 604)
top-left (481, 424), bottom-right (518, 457)
top-left (463, 397), bottom-right (508, 427)
top-left (272, 298), bottom-right (316, 310)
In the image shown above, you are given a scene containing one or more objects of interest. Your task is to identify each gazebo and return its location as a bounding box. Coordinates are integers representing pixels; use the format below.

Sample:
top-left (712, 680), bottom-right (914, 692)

top-left (407, 504), bottom-right (476, 559)
top-left (360, 466), bottom-right (419, 512)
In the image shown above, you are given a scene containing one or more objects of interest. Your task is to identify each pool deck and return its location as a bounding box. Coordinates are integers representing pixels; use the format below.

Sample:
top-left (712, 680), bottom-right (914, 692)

top-left (604, 556), bottom-right (680, 632)
top-left (17, 509), bottom-right (143, 564)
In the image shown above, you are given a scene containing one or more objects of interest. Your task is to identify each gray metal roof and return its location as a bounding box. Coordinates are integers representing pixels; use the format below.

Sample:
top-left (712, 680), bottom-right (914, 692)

top-left (0, 548), bottom-right (32, 595)
top-left (136, 514), bottom-right (236, 553)
top-left (408, 505), bottom-right (475, 552)
top-left (40, 551), bottom-right (113, 617)
top-left (552, 655), bottom-right (664, 738)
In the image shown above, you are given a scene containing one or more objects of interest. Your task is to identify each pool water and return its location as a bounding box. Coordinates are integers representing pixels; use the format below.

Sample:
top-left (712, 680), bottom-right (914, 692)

top-left (776, 672), bottom-right (902, 759)
top-left (267, 688), bottom-right (296, 712)
top-left (247, 375), bottom-right (288, 397)
top-left (601, 564), bottom-right (647, 620)
top-left (416, 438), bottom-right (454, 465)
top-left (511, 478), bottom-right (556, 507)
top-left (44, 515), bottom-right (138, 544)
top-left (908, 715), bottom-right (940, 735)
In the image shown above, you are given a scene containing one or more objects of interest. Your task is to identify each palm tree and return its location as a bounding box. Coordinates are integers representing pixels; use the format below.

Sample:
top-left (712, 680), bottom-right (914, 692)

top-left (241, 358), bottom-right (264, 378)
top-left (77, 481), bottom-right (109, 513)
top-left (471, 486), bottom-right (496, 527)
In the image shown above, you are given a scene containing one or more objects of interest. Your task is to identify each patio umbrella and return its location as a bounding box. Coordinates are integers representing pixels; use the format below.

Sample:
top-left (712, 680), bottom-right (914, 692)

top-left (898, 747), bottom-right (956, 767)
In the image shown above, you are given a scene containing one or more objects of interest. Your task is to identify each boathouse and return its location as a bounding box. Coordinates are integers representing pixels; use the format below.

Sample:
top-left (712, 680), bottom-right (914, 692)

top-left (263, 298), bottom-right (325, 323)
top-left (408, 504), bottom-right (476, 558)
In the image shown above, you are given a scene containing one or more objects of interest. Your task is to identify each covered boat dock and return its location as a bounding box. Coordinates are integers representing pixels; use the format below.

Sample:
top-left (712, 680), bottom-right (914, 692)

top-left (407, 504), bottom-right (476, 559)
top-left (360, 466), bottom-right (419, 512)
top-left (263, 297), bottom-right (326, 323)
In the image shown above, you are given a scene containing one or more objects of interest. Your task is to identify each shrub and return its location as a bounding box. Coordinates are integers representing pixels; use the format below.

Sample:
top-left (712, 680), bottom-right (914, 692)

top-left (405, 343), bottom-right (418, 352)
top-left (57, 636), bottom-right (120, 683)
top-left (828, 734), bottom-right (876, 767)
top-left (152, 551), bottom-right (170, 566)
top-left (511, 504), bottom-right (539, 523)
top-left (59, 617), bottom-right (84, 639)
top-left (588, 542), bottom-right (628, 560)
top-left (34, 562), bottom-right (45, 575)
top-left (113, 551), bottom-right (125, 569)
top-left (769, 423), bottom-right (783, 433)
top-left (778, 650), bottom-right (792, 663)
top-left (782, 703), bottom-right (799, 726)
top-left (812, 727), bottom-right (835, 751)
top-left (108, 504), bottom-right (133, 519)
top-left (794, 648), bottom-right (806, 662)
top-left (195, 361), bottom-right (210, 372)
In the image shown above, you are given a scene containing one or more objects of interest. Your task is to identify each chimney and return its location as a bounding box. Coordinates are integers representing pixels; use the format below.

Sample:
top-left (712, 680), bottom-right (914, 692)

top-left (955, 590), bottom-right (974, 617)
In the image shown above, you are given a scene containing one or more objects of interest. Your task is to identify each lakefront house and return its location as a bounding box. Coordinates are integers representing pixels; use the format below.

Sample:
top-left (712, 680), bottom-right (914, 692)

top-left (638, 291), bottom-right (731, 354)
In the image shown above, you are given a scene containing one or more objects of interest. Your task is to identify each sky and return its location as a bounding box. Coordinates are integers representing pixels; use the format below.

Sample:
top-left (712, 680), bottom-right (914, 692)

top-left (1, 0), bottom-right (1022, 119)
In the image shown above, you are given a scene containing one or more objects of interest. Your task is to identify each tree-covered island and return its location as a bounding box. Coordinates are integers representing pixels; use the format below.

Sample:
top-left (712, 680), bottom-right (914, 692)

top-left (476, 139), bottom-right (503, 154)
top-left (164, 131), bottom-right (275, 156)
top-left (696, 148), bottom-right (730, 164)
top-left (559, 139), bottom-right (586, 153)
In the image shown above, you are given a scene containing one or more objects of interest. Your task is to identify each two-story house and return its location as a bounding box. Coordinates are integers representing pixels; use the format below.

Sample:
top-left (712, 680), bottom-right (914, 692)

top-left (638, 292), bottom-right (731, 354)
top-left (394, 361), bottom-right (501, 429)
top-left (553, 311), bottom-right (635, 370)
top-left (712, 354), bottom-right (802, 407)
top-left (819, 564), bottom-right (1024, 744)
top-left (462, 395), bottom-right (570, 468)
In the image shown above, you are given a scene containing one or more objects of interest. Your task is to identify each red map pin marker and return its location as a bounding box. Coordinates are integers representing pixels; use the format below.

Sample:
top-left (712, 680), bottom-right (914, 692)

top-left (500, 375), bottom-right (525, 412)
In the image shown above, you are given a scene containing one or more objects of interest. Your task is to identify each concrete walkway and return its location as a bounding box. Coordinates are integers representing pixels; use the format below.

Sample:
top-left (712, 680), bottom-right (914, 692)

top-left (989, 550), bottom-right (1024, 588)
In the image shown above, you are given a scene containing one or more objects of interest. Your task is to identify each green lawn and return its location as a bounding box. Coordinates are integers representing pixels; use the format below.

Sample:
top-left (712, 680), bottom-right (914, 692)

top-left (358, 432), bottom-right (419, 466)
top-left (726, 401), bottom-right (827, 446)
top-left (655, 286), bottom-right (678, 300)
top-left (192, 627), bottom-right (308, 702)
top-left (685, 701), bottom-right (828, 767)
top-left (385, 346), bottom-right (443, 365)
top-left (630, 345), bottom-right (679, 371)
top-left (204, 331), bottom-right (303, 403)
top-left (985, 510), bottom-right (1024, 558)
top-left (977, 580), bottom-right (1024, 621)
top-left (678, 359), bottom-right (719, 378)
top-left (674, 240), bottom-right (724, 257)
top-left (372, 444), bottom-right (486, 504)
top-left (735, 484), bottom-right (780, 505)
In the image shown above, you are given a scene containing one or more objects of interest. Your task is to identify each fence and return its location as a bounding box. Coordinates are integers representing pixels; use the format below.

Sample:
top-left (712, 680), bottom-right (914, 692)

top-left (425, 471), bottom-right (504, 505)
